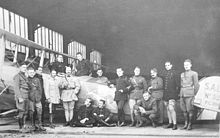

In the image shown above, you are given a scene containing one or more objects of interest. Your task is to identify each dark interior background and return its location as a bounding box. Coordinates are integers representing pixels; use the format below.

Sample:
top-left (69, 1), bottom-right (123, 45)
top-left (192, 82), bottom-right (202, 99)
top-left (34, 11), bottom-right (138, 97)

top-left (1, 0), bottom-right (220, 75)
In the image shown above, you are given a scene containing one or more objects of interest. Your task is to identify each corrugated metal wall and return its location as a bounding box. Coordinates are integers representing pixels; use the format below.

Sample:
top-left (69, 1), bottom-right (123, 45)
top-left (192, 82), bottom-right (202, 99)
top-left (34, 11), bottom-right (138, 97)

top-left (90, 50), bottom-right (101, 70)
top-left (34, 25), bottom-right (63, 62)
top-left (0, 6), bottom-right (28, 56)
top-left (67, 41), bottom-right (86, 64)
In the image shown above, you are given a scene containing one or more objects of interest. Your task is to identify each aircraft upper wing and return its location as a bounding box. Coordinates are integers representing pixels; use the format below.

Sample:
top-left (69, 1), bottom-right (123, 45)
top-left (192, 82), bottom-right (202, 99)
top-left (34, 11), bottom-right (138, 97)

top-left (0, 28), bottom-right (106, 68)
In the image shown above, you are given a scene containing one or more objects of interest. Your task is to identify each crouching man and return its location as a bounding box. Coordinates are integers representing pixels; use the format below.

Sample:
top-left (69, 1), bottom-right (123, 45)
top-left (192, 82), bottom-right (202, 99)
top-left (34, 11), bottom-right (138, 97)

top-left (92, 100), bottom-right (113, 127)
top-left (27, 67), bottom-right (45, 131)
top-left (134, 92), bottom-right (158, 127)
top-left (59, 66), bottom-right (80, 126)
top-left (75, 98), bottom-right (95, 127)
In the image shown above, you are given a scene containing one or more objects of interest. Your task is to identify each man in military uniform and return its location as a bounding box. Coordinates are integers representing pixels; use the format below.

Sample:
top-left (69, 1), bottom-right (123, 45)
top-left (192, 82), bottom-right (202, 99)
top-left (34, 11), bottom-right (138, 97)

top-left (74, 52), bottom-right (93, 76)
top-left (96, 68), bottom-right (109, 84)
top-left (35, 66), bottom-right (46, 125)
top-left (111, 68), bottom-right (130, 127)
top-left (13, 62), bottom-right (30, 131)
top-left (75, 98), bottom-right (95, 127)
top-left (92, 99), bottom-right (113, 127)
top-left (161, 61), bottom-right (179, 130)
top-left (180, 59), bottom-right (199, 130)
top-left (49, 55), bottom-right (66, 76)
top-left (28, 67), bottom-right (45, 131)
top-left (44, 69), bottom-right (61, 128)
top-left (129, 66), bottom-right (148, 127)
top-left (134, 92), bottom-right (158, 127)
top-left (59, 66), bottom-right (80, 126)
top-left (148, 68), bottom-right (164, 125)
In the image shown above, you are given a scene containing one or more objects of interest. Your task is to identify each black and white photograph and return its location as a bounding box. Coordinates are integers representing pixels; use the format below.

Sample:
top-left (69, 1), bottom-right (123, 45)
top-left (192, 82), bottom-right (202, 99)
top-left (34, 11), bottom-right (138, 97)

top-left (0, 0), bottom-right (219, 138)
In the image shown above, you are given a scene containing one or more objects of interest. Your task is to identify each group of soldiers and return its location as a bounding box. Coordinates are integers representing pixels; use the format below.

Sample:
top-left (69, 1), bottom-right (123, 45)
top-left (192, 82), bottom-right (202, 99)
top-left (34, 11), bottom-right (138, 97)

top-left (13, 51), bottom-right (199, 132)
top-left (111, 59), bottom-right (199, 131)
top-left (13, 52), bottom-right (111, 132)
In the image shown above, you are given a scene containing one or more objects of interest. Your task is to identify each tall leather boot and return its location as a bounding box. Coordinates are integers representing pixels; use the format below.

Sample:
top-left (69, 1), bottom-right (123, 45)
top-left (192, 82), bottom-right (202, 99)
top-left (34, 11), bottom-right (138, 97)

top-left (22, 115), bottom-right (27, 128)
top-left (38, 113), bottom-right (46, 131)
top-left (20, 115), bottom-right (28, 133)
top-left (129, 112), bottom-right (135, 127)
top-left (135, 114), bottom-right (143, 127)
top-left (180, 113), bottom-right (188, 130)
top-left (149, 115), bottom-right (157, 128)
top-left (18, 118), bottom-right (23, 129)
top-left (49, 113), bottom-right (55, 128)
top-left (187, 113), bottom-right (193, 130)
top-left (29, 112), bottom-right (36, 131)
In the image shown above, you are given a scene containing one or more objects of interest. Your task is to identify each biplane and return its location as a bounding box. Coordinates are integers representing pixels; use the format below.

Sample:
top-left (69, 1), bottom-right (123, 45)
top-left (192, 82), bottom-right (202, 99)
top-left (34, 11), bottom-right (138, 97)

top-left (0, 28), bottom-right (219, 126)
top-left (0, 28), bottom-right (122, 125)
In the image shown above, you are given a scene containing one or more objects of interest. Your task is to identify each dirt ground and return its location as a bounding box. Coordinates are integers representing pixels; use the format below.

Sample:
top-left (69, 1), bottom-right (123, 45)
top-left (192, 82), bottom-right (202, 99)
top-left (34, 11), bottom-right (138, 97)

top-left (0, 122), bottom-right (219, 138)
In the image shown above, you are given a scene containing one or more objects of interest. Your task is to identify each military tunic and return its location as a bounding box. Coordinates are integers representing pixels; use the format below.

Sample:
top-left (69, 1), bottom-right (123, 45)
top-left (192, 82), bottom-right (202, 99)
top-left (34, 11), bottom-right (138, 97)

top-left (13, 72), bottom-right (30, 117)
top-left (148, 76), bottom-right (164, 99)
top-left (92, 107), bottom-right (112, 121)
top-left (148, 76), bottom-right (164, 124)
top-left (78, 105), bottom-right (94, 120)
top-left (28, 76), bottom-right (43, 113)
top-left (14, 72), bottom-right (29, 100)
top-left (180, 70), bottom-right (199, 112)
top-left (134, 97), bottom-right (158, 123)
top-left (161, 69), bottom-right (179, 101)
top-left (114, 76), bottom-right (130, 101)
top-left (134, 97), bottom-right (158, 115)
top-left (76, 105), bottom-right (95, 126)
top-left (75, 59), bottom-right (92, 76)
top-left (129, 75), bottom-right (147, 100)
top-left (59, 75), bottom-right (80, 102)
top-left (28, 77), bottom-right (42, 103)
top-left (180, 70), bottom-right (199, 97)
top-left (50, 61), bottom-right (66, 74)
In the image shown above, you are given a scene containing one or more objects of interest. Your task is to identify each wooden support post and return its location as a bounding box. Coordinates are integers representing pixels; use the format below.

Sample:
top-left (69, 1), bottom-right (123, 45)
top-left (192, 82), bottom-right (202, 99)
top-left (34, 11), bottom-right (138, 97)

top-left (39, 50), bottom-right (45, 67)
top-left (0, 35), bottom-right (6, 78)
top-left (25, 47), bottom-right (29, 61)
top-left (13, 44), bottom-right (18, 63)
top-left (50, 53), bottom-right (55, 63)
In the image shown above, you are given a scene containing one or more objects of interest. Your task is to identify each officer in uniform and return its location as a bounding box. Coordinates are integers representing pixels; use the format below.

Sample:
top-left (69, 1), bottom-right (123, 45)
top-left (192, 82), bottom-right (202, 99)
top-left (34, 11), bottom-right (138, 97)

top-left (74, 52), bottom-right (93, 76)
top-left (49, 55), bottom-right (66, 76)
top-left (28, 67), bottom-right (45, 131)
top-left (134, 92), bottom-right (158, 127)
top-left (129, 66), bottom-right (148, 127)
top-left (75, 98), bottom-right (95, 127)
top-left (13, 62), bottom-right (30, 131)
top-left (35, 66), bottom-right (46, 125)
top-left (110, 68), bottom-right (130, 127)
top-left (59, 66), bottom-right (80, 126)
top-left (180, 59), bottom-right (199, 130)
top-left (92, 99), bottom-right (113, 127)
top-left (96, 68), bottom-right (109, 84)
top-left (148, 68), bottom-right (164, 125)
top-left (161, 61), bottom-right (179, 130)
